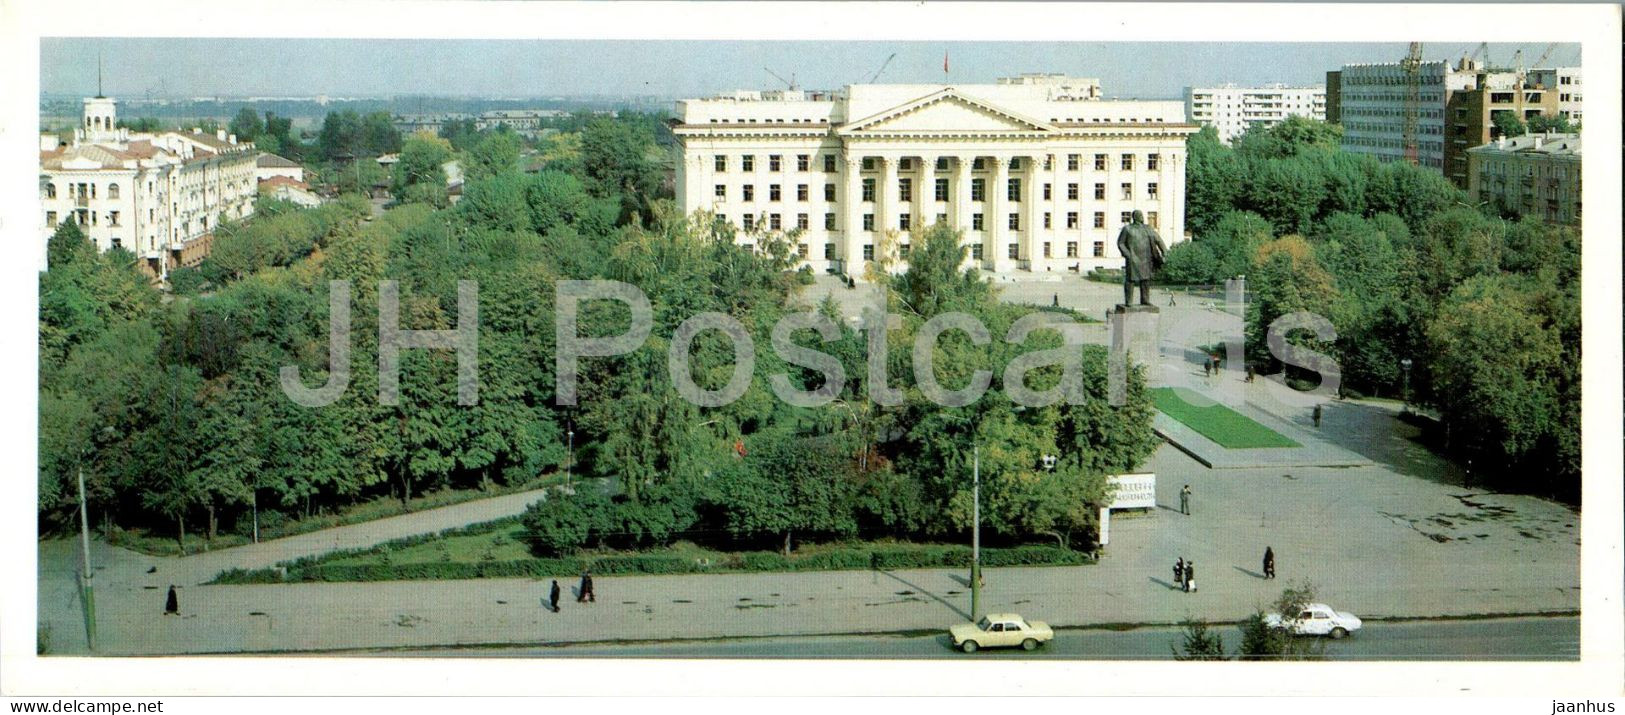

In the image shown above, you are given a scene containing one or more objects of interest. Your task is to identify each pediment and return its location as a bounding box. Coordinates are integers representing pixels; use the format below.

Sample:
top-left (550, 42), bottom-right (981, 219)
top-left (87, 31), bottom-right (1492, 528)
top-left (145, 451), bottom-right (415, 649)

top-left (840, 90), bottom-right (1055, 135)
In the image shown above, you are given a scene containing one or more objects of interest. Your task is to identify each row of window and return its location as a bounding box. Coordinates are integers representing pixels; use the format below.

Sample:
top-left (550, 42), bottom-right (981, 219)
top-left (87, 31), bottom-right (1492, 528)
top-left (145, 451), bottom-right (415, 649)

top-left (718, 178), bottom-right (1161, 203)
top-left (712, 153), bottom-right (1162, 173)
top-left (734, 210), bottom-right (1159, 233)
top-left (772, 239), bottom-right (1116, 263)
top-left (43, 177), bottom-right (252, 200)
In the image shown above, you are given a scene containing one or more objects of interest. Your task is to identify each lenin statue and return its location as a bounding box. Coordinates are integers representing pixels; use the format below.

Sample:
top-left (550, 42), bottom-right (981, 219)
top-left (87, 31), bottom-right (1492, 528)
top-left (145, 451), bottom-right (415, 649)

top-left (1117, 210), bottom-right (1168, 306)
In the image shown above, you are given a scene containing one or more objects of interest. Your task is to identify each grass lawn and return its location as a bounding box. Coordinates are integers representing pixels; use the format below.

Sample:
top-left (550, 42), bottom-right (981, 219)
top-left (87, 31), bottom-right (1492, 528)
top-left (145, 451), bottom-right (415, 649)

top-left (1150, 387), bottom-right (1300, 449)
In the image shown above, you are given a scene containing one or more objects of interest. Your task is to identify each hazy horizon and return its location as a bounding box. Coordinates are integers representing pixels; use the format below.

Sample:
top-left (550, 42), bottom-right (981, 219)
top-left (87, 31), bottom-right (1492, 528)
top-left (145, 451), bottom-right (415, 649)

top-left (42, 39), bottom-right (1580, 102)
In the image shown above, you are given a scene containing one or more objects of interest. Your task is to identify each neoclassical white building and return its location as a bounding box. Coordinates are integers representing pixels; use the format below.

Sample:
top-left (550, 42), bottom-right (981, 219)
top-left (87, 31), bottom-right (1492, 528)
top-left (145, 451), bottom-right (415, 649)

top-left (40, 95), bottom-right (258, 276)
top-left (672, 77), bottom-right (1198, 279)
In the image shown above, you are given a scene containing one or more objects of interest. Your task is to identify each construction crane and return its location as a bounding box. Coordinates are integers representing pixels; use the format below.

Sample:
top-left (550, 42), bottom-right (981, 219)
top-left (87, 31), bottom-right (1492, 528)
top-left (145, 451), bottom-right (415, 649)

top-left (867, 53), bottom-right (897, 84)
top-left (1401, 42), bottom-right (1424, 166)
top-left (764, 67), bottom-right (797, 91)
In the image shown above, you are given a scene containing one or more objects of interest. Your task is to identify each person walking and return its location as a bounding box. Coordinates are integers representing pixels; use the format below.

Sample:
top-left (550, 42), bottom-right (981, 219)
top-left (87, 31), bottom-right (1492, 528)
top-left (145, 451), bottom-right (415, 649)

top-left (1312, 404), bottom-right (1323, 428)
top-left (1173, 558), bottom-right (1184, 590)
top-left (1263, 547), bottom-right (1276, 580)
top-left (1053, 293), bottom-right (1060, 307)
top-left (1184, 561), bottom-right (1196, 592)
top-left (1180, 484), bottom-right (1192, 516)
top-left (164, 585), bottom-right (179, 615)
top-left (577, 571), bottom-right (596, 603)
top-left (549, 579), bottom-right (562, 612)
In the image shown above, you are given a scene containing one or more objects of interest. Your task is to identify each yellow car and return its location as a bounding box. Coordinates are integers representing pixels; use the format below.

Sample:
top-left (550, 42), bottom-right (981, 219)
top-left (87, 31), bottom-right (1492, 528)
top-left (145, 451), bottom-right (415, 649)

top-left (949, 613), bottom-right (1054, 653)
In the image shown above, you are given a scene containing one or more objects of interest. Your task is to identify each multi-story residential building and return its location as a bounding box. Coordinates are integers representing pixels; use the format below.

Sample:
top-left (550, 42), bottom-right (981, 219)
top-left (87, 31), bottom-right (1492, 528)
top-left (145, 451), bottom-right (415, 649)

top-left (1444, 69), bottom-right (1561, 188)
top-left (40, 95), bottom-right (258, 276)
top-left (1467, 132), bottom-right (1581, 225)
top-left (1184, 84), bottom-right (1326, 144)
top-left (671, 76), bottom-right (1198, 279)
top-left (1325, 58), bottom-right (1482, 171)
top-left (1524, 67), bottom-right (1583, 123)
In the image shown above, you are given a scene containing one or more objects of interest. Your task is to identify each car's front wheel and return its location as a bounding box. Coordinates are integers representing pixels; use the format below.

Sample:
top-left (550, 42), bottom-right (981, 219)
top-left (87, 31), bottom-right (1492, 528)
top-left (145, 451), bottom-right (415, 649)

top-left (1021, 638), bottom-right (1038, 651)
top-left (1330, 627), bottom-right (1348, 640)
top-left (961, 640), bottom-right (979, 653)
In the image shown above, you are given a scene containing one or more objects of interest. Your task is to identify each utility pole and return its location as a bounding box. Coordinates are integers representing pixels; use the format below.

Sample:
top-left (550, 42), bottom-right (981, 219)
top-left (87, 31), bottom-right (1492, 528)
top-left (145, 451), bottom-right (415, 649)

top-left (76, 467), bottom-right (97, 651)
top-left (970, 444), bottom-right (981, 622)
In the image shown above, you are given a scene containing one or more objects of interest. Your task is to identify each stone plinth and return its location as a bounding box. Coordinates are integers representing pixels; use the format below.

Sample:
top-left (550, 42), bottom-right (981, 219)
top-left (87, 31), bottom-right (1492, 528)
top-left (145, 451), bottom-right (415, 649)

top-left (1109, 304), bottom-right (1160, 405)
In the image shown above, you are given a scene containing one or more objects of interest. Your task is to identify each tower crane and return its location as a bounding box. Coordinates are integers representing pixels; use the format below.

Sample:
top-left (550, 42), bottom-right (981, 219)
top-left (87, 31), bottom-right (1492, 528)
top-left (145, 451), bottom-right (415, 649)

top-left (1401, 42), bottom-right (1423, 166)
top-left (764, 67), bottom-right (797, 91)
top-left (867, 53), bottom-right (897, 84)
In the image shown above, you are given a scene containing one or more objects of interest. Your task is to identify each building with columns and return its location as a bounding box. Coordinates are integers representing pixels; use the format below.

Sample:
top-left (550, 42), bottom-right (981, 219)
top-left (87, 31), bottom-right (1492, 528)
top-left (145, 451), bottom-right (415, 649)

top-left (40, 95), bottom-right (257, 276)
top-left (671, 78), bottom-right (1198, 279)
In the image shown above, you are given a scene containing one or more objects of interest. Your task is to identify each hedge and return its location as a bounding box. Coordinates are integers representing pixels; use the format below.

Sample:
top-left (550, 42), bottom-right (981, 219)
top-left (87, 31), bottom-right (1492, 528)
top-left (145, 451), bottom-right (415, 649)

top-left (208, 544), bottom-right (1091, 585)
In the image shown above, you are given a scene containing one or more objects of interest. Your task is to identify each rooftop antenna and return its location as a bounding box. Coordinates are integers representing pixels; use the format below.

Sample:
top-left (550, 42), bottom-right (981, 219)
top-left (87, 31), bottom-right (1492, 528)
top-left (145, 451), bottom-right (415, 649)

top-left (96, 51), bottom-right (104, 98)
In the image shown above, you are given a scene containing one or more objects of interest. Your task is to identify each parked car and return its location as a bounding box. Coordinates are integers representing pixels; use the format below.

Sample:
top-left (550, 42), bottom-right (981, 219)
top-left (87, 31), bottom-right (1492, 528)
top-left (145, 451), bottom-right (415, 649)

top-left (1263, 603), bottom-right (1363, 639)
top-left (948, 613), bottom-right (1054, 653)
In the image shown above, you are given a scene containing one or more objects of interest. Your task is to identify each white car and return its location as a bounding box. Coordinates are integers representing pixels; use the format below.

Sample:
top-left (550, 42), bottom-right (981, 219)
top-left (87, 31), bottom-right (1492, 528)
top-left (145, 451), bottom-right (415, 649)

top-left (1263, 603), bottom-right (1363, 639)
top-left (948, 613), bottom-right (1055, 653)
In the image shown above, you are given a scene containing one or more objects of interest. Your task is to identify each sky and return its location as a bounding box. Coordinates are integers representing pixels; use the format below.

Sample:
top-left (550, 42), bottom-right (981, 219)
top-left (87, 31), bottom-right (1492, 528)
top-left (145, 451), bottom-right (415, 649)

top-left (41, 39), bottom-right (1581, 101)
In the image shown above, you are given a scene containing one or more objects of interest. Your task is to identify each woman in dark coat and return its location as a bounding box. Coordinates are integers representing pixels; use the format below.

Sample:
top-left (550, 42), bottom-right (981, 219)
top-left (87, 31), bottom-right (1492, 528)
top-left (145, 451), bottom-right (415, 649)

top-left (1263, 547), bottom-right (1276, 579)
top-left (549, 580), bottom-right (562, 612)
top-left (1184, 561), bottom-right (1196, 592)
top-left (1173, 558), bottom-right (1184, 590)
top-left (164, 585), bottom-right (179, 615)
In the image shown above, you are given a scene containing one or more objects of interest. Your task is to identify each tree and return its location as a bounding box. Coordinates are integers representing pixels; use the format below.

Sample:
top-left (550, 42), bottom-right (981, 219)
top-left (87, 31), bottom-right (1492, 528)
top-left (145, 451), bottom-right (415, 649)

top-left (392, 134), bottom-right (454, 207)
top-left (229, 108), bottom-right (264, 143)
top-left (361, 111), bottom-right (402, 156)
top-left (1172, 619), bottom-right (1229, 660)
top-left (465, 131), bottom-right (522, 182)
top-left (1184, 126), bottom-right (1242, 236)
top-left (317, 110), bottom-right (364, 160)
top-left (1238, 582), bottom-right (1326, 661)
top-left (1526, 114), bottom-right (1574, 134)
top-left (1245, 235), bottom-right (1340, 375)
top-left (1491, 111), bottom-right (1526, 139)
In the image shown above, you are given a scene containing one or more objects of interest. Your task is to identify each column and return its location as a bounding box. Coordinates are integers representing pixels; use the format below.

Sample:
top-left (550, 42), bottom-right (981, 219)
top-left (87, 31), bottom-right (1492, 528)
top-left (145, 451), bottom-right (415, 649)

top-left (1022, 155), bottom-right (1042, 270)
top-left (952, 155), bottom-right (973, 232)
top-left (1171, 152), bottom-right (1186, 245)
top-left (917, 154), bottom-right (936, 238)
top-left (987, 156), bottom-right (1009, 272)
top-left (953, 156), bottom-right (974, 269)
top-left (878, 156), bottom-right (898, 259)
top-left (841, 156), bottom-right (863, 278)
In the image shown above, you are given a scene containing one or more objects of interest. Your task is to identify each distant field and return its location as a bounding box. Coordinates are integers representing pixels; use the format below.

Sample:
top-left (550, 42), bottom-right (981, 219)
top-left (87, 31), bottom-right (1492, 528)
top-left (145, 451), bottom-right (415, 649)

top-left (1150, 387), bottom-right (1300, 449)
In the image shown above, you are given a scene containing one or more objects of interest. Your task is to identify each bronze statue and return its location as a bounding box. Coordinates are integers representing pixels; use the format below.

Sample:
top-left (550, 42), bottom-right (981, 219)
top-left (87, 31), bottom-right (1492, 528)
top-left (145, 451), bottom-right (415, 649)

top-left (1117, 210), bottom-right (1167, 306)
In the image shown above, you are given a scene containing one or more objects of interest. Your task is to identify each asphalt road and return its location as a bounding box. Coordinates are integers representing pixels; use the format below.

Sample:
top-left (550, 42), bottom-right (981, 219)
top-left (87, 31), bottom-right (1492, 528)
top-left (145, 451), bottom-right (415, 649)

top-left (394, 615), bottom-right (1578, 661)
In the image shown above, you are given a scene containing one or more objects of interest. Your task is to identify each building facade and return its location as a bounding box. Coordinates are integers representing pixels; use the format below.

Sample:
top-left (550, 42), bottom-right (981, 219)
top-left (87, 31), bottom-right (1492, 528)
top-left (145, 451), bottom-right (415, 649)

top-left (672, 78), bottom-right (1198, 279)
top-left (40, 96), bottom-right (258, 275)
top-left (1444, 71), bottom-right (1560, 188)
top-left (1524, 67), bottom-right (1583, 123)
top-left (1326, 60), bottom-right (1479, 171)
top-left (1467, 132), bottom-right (1581, 225)
top-left (1184, 84), bottom-right (1326, 144)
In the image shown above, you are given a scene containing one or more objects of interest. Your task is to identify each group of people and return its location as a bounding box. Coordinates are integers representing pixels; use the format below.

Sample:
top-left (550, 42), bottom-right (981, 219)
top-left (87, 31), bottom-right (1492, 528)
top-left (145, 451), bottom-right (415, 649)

top-left (1172, 558), bottom-right (1197, 592)
top-left (1170, 547), bottom-right (1276, 593)
top-left (544, 571), bottom-right (596, 613)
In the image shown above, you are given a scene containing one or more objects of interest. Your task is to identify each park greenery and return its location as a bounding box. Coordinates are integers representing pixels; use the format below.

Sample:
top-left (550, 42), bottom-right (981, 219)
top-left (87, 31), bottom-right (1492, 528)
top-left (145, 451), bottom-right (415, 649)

top-left (1173, 582), bottom-right (1327, 661)
top-left (1167, 118), bottom-right (1580, 499)
top-left (39, 111), bottom-right (1157, 560)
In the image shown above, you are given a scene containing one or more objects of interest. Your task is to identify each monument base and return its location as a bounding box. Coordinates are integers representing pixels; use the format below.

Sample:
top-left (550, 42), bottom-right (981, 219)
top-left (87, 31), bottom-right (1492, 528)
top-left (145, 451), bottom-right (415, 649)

top-left (1108, 304), bottom-right (1161, 404)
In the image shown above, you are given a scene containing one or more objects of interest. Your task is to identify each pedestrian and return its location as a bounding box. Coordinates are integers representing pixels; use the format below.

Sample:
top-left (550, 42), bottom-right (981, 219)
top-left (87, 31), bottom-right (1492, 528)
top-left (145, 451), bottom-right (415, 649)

top-left (1185, 561), bottom-right (1197, 592)
top-left (164, 585), bottom-right (178, 615)
top-left (549, 579), bottom-right (561, 612)
top-left (1203, 359), bottom-right (1211, 378)
top-left (1180, 484), bottom-right (1192, 516)
top-left (1263, 547), bottom-right (1276, 580)
top-left (1312, 403), bottom-right (1323, 428)
top-left (1168, 292), bottom-right (1176, 307)
top-left (1052, 293), bottom-right (1060, 307)
top-left (1173, 558), bottom-right (1184, 590)
top-left (577, 571), bottom-right (596, 603)
top-left (1245, 364), bottom-right (1256, 383)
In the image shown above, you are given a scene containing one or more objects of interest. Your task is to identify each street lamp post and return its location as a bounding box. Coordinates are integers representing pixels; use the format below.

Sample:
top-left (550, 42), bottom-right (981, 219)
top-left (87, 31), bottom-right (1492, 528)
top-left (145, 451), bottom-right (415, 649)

top-left (970, 445), bottom-right (981, 622)
top-left (566, 428), bottom-right (575, 489)
top-left (76, 465), bottom-right (97, 652)
top-left (1400, 358), bottom-right (1413, 413)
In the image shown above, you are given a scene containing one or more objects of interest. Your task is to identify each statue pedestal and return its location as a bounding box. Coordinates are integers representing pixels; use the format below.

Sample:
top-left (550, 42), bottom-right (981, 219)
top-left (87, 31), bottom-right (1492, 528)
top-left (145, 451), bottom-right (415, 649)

top-left (1108, 304), bottom-right (1161, 405)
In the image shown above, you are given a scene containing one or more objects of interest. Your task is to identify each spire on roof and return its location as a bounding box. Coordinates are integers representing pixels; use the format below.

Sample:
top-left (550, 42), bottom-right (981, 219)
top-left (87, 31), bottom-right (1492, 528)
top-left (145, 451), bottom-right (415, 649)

top-left (96, 51), bottom-right (104, 99)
